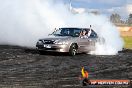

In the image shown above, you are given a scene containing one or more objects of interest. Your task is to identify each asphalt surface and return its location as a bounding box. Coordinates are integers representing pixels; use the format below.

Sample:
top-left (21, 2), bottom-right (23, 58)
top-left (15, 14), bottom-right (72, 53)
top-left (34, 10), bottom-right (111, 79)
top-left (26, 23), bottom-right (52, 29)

top-left (0, 45), bottom-right (132, 88)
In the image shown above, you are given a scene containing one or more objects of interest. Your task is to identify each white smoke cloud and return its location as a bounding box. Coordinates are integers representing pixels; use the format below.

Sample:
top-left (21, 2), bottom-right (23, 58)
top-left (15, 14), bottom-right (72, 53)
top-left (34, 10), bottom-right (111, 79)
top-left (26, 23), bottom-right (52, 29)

top-left (0, 0), bottom-right (123, 55)
top-left (126, 4), bottom-right (132, 14)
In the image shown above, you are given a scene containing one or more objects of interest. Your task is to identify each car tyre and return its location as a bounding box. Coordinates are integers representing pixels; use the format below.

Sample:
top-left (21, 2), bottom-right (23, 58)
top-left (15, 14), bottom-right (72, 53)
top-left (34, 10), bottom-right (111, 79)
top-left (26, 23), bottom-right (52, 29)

top-left (39, 50), bottom-right (43, 55)
top-left (69, 44), bottom-right (77, 56)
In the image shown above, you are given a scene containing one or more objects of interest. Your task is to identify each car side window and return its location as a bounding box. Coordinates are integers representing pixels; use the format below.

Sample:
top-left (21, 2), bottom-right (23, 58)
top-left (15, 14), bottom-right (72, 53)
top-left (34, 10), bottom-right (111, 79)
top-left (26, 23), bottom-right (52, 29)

top-left (74, 29), bottom-right (81, 34)
top-left (89, 30), bottom-right (98, 38)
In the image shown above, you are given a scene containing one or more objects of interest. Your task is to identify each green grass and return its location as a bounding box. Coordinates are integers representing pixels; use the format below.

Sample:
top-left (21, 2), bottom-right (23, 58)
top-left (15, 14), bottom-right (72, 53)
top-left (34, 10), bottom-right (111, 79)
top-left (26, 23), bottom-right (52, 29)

top-left (122, 36), bottom-right (132, 49)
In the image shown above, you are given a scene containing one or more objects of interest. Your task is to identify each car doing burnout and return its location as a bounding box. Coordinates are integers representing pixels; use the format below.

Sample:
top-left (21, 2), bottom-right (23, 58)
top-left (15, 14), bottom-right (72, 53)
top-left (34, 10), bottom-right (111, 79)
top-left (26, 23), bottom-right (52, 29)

top-left (36, 27), bottom-right (99, 56)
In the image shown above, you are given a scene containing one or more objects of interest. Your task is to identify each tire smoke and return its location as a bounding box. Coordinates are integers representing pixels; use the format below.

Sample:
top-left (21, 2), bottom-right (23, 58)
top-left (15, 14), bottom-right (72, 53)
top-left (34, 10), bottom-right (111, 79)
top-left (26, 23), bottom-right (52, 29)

top-left (0, 0), bottom-right (124, 55)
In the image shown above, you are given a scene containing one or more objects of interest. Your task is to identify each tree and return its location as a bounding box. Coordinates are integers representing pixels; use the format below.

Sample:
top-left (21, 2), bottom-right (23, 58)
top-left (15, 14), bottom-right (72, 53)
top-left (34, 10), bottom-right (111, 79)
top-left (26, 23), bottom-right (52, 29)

top-left (91, 11), bottom-right (100, 15)
top-left (110, 13), bottom-right (121, 24)
top-left (128, 13), bottom-right (132, 25)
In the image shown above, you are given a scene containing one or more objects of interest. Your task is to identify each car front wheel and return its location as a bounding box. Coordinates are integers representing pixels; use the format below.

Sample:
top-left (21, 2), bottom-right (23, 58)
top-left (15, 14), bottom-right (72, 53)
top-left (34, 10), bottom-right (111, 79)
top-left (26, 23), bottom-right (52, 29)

top-left (69, 44), bottom-right (77, 56)
top-left (38, 50), bottom-right (44, 54)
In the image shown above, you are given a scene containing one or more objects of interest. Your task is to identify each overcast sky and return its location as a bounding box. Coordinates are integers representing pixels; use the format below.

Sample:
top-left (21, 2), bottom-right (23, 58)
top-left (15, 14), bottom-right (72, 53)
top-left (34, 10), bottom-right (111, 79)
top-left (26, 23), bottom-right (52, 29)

top-left (62, 0), bottom-right (132, 19)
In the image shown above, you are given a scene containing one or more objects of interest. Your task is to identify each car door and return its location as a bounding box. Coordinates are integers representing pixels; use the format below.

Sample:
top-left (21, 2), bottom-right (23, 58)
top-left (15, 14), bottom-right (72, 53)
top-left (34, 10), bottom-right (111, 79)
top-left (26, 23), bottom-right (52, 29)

top-left (87, 30), bottom-right (98, 51)
top-left (78, 37), bottom-right (90, 52)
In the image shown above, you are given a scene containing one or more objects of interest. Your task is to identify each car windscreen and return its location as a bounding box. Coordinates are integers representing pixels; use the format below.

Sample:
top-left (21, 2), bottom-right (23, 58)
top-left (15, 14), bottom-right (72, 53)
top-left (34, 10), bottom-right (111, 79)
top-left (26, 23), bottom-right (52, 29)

top-left (52, 28), bottom-right (81, 37)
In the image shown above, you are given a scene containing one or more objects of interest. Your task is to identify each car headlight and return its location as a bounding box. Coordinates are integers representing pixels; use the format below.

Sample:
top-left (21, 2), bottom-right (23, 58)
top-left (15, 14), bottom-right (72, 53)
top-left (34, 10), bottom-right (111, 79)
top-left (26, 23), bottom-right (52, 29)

top-left (37, 40), bottom-right (42, 44)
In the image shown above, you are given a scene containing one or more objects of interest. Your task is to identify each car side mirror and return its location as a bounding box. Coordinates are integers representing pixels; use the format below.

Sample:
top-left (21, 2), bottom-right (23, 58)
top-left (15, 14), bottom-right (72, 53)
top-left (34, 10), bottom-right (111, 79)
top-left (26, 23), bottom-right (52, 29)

top-left (79, 36), bottom-right (85, 39)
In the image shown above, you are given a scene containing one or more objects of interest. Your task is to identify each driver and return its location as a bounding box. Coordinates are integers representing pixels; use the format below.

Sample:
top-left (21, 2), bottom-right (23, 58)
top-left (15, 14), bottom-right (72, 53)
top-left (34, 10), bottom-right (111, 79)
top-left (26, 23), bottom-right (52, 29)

top-left (79, 29), bottom-right (88, 38)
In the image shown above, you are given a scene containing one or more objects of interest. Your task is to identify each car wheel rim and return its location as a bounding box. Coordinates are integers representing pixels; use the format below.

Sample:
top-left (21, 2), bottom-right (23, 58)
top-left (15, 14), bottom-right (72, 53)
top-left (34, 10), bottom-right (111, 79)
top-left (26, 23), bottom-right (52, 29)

top-left (72, 49), bottom-right (76, 55)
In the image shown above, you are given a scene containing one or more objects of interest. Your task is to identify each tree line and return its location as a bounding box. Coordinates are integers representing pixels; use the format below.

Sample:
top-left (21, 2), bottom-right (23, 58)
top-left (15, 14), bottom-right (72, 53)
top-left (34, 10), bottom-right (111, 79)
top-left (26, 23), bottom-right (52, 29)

top-left (110, 13), bottom-right (132, 26)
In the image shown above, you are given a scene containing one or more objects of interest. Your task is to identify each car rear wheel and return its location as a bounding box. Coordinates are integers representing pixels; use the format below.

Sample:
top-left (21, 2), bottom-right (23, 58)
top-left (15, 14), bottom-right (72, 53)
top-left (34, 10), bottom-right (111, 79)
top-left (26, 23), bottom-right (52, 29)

top-left (69, 44), bottom-right (77, 56)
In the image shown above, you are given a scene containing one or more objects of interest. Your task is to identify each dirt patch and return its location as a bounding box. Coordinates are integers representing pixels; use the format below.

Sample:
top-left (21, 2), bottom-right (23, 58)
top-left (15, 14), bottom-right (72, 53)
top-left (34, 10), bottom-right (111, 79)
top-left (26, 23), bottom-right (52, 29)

top-left (117, 26), bottom-right (132, 36)
top-left (121, 31), bottom-right (132, 36)
top-left (0, 45), bottom-right (132, 88)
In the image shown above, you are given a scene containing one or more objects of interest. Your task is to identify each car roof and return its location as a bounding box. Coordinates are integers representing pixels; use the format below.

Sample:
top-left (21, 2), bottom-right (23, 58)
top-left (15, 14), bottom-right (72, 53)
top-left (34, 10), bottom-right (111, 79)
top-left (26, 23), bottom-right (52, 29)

top-left (60, 27), bottom-right (82, 29)
top-left (60, 28), bottom-right (91, 30)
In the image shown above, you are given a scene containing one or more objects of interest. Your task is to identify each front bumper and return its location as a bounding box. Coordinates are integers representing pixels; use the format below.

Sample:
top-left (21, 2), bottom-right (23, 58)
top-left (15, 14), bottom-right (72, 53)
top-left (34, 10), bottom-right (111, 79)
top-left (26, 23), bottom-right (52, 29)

top-left (36, 44), bottom-right (70, 52)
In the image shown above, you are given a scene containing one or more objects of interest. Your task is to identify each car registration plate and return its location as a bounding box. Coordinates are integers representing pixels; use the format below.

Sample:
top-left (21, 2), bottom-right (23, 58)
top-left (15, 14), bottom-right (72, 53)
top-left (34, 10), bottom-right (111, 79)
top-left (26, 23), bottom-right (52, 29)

top-left (44, 45), bottom-right (51, 48)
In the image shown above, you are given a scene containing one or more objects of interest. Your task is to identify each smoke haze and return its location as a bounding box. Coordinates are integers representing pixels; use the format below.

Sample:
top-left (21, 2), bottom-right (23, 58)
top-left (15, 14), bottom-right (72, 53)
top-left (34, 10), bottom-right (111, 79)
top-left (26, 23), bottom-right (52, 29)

top-left (0, 0), bottom-right (124, 55)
